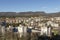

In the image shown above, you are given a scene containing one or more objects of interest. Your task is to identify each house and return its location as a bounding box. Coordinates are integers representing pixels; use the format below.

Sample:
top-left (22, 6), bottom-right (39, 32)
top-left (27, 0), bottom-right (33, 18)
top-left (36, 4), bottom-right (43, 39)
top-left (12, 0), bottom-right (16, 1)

top-left (17, 24), bottom-right (27, 37)
top-left (40, 25), bottom-right (52, 36)
top-left (6, 25), bottom-right (13, 32)
top-left (40, 26), bottom-right (48, 35)
top-left (46, 21), bottom-right (59, 28)
top-left (1, 26), bottom-right (5, 36)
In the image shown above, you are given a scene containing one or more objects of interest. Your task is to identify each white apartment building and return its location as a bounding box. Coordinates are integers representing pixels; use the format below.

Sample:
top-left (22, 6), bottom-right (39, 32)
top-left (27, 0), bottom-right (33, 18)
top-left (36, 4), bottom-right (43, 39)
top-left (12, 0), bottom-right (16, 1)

top-left (40, 26), bottom-right (52, 36)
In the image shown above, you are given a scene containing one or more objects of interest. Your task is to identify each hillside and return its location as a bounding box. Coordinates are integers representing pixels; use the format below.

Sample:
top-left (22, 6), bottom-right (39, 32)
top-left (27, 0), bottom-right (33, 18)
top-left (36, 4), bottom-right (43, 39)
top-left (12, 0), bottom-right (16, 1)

top-left (0, 12), bottom-right (60, 17)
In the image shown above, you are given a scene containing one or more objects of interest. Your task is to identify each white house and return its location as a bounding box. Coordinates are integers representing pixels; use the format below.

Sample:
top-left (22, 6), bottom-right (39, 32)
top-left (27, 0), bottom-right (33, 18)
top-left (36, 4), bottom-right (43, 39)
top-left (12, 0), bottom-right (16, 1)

top-left (17, 24), bottom-right (27, 37)
top-left (40, 26), bottom-right (48, 35)
top-left (0, 26), bottom-right (6, 36)
top-left (46, 21), bottom-right (59, 28)
top-left (40, 26), bottom-right (52, 36)
top-left (6, 25), bottom-right (13, 32)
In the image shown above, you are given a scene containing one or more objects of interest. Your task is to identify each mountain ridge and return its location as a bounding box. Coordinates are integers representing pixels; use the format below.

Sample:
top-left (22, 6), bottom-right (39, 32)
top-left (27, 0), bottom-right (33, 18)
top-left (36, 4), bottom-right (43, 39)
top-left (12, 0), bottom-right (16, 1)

top-left (0, 12), bottom-right (60, 17)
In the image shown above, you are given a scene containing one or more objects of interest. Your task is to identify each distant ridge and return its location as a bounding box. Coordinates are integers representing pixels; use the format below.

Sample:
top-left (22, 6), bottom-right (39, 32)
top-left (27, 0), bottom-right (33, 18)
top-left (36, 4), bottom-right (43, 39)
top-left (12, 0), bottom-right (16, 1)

top-left (0, 11), bottom-right (60, 17)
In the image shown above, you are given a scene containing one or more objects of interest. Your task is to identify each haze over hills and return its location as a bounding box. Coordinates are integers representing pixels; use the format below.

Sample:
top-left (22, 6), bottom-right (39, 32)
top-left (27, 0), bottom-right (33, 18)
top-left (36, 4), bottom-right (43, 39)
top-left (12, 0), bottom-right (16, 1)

top-left (0, 11), bottom-right (60, 17)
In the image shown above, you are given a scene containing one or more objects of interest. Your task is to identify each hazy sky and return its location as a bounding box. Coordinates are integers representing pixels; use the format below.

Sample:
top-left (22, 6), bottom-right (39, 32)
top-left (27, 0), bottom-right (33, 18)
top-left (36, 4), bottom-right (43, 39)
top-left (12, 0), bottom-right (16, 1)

top-left (0, 0), bottom-right (60, 13)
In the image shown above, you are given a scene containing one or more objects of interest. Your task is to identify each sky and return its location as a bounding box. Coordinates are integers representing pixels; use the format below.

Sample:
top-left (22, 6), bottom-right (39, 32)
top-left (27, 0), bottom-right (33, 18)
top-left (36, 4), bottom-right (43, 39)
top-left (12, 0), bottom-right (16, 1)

top-left (0, 0), bottom-right (60, 13)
